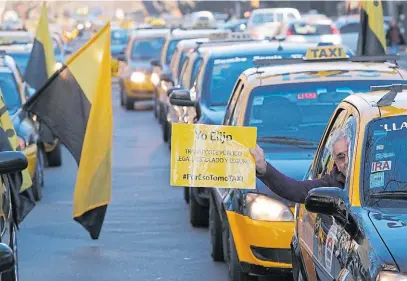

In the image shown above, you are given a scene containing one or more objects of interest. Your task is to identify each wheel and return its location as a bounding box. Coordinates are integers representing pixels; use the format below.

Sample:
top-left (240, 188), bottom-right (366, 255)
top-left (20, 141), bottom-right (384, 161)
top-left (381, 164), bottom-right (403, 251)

top-left (46, 142), bottom-right (62, 167)
top-left (37, 148), bottom-right (45, 187)
top-left (2, 223), bottom-right (18, 281)
top-left (122, 89), bottom-right (133, 110)
top-left (229, 231), bottom-right (257, 281)
top-left (120, 87), bottom-right (124, 106)
top-left (154, 95), bottom-right (159, 119)
top-left (189, 188), bottom-right (209, 227)
top-left (209, 195), bottom-right (224, 262)
top-left (184, 187), bottom-right (190, 204)
top-left (162, 121), bottom-right (169, 142)
top-left (32, 152), bottom-right (43, 202)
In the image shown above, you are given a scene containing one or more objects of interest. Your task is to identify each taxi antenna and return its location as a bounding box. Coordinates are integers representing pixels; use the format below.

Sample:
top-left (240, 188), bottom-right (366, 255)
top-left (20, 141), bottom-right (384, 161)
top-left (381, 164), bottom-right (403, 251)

top-left (372, 84), bottom-right (407, 107)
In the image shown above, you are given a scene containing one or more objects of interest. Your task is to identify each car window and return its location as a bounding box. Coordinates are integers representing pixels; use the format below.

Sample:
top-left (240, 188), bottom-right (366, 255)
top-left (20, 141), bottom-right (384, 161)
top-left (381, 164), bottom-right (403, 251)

top-left (0, 72), bottom-right (22, 114)
top-left (362, 115), bottom-right (407, 206)
top-left (339, 22), bottom-right (360, 34)
top-left (8, 53), bottom-right (30, 75)
top-left (229, 84), bottom-right (245, 125)
top-left (290, 23), bottom-right (334, 35)
top-left (287, 12), bottom-right (298, 19)
top-left (111, 29), bottom-right (130, 45)
top-left (190, 58), bottom-right (202, 87)
top-left (223, 79), bottom-right (242, 124)
top-left (252, 13), bottom-right (275, 26)
top-left (131, 37), bottom-right (165, 60)
top-left (244, 80), bottom-right (407, 144)
top-left (179, 57), bottom-right (190, 88)
top-left (166, 39), bottom-right (181, 65)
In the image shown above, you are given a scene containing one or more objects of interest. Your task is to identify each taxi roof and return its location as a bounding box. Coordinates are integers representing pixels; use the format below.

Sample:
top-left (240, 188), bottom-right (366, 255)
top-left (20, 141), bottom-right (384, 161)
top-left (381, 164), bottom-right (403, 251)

top-left (131, 28), bottom-right (170, 38)
top-left (0, 43), bottom-right (32, 53)
top-left (249, 61), bottom-right (406, 86)
top-left (167, 29), bottom-right (218, 40)
top-left (198, 41), bottom-right (318, 58)
top-left (176, 38), bottom-right (209, 49)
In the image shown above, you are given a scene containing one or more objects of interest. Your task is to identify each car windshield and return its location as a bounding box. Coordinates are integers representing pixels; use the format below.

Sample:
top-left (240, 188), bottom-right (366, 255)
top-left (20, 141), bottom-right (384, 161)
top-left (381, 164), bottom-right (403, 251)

top-left (252, 13), bottom-right (275, 26)
top-left (178, 51), bottom-right (188, 78)
top-left (290, 23), bottom-right (334, 35)
top-left (166, 39), bottom-right (181, 65)
top-left (363, 115), bottom-right (407, 204)
top-left (8, 53), bottom-right (30, 75)
top-left (205, 53), bottom-right (305, 106)
top-left (244, 80), bottom-right (407, 144)
top-left (111, 29), bottom-right (130, 45)
top-left (131, 37), bottom-right (165, 60)
top-left (0, 72), bottom-right (22, 114)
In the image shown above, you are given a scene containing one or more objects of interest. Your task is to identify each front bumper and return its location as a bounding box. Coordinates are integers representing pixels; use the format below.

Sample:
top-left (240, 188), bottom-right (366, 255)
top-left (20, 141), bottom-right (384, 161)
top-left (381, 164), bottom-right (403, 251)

top-left (24, 143), bottom-right (38, 178)
top-left (123, 79), bottom-right (155, 100)
top-left (226, 210), bottom-right (293, 273)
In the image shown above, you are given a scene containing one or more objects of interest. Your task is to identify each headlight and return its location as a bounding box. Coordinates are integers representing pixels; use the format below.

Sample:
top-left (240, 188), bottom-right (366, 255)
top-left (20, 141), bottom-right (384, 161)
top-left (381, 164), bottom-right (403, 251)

top-left (246, 193), bottom-right (294, 222)
top-left (151, 73), bottom-right (160, 86)
top-left (377, 272), bottom-right (407, 281)
top-left (130, 72), bottom-right (145, 83)
top-left (77, 23), bottom-right (84, 30)
top-left (85, 21), bottom-right (91, 29)
top-left (55, 62), bottom-right (63, 71)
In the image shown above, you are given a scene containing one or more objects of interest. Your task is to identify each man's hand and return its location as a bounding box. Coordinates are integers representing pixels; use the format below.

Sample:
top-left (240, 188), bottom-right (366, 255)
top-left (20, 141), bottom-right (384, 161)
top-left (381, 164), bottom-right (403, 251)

top-left (249, 144), bottom-right (267, 175)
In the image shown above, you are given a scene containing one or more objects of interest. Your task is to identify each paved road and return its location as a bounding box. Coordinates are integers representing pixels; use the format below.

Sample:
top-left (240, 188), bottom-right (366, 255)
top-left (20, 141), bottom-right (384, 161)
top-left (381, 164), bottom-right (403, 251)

top-left (18, 37), bottom-right (228, 280)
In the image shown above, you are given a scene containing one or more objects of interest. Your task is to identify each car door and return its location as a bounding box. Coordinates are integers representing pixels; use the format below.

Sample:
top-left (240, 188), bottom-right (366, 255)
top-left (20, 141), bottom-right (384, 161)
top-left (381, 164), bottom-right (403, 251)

top-left (298, 108), bottom-right (349, 281)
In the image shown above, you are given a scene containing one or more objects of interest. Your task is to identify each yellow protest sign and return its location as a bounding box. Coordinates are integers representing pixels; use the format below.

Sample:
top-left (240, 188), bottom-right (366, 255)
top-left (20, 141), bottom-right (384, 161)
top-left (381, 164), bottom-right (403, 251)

top-left (170, 123), bottom-right (257, 189)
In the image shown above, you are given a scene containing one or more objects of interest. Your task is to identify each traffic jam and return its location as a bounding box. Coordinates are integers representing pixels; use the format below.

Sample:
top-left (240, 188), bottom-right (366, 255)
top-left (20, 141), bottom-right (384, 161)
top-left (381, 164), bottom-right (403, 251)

top-left (0, 1), bottom-right (407, 281)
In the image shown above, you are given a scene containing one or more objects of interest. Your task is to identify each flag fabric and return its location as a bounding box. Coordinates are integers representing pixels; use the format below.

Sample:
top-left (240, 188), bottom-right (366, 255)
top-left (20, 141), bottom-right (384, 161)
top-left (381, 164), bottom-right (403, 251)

top-left (0, 90), bottom-right (35, 224)
top-left (23, 23), bottom-right (112, 240)
top-left (24, 2), bottom-right (56, 90)
top-left (357, 0), bottom-right (387, 56)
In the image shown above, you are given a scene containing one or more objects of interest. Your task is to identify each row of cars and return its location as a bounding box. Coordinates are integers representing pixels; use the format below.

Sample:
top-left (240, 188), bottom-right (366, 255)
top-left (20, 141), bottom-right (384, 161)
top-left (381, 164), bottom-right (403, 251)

top-left (113, 25), bottom-right (407, 281)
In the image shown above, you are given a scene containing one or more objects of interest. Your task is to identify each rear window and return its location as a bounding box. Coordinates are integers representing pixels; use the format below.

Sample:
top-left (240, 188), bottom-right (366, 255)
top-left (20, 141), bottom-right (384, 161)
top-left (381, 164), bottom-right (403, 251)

top-left (290, 23), bottom-right (334, 35)
top-left (339, 23), bottom-right (360, 34)
top-left (131, 37), bottom-right (165, 60)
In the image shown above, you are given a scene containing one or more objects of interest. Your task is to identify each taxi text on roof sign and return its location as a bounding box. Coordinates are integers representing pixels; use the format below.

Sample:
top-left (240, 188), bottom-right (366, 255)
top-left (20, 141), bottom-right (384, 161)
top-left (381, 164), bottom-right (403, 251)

top-left (304, 45), bottom-right (348, 61)
top-left (208, 31), bottom-right (252, 41)
top-left (170, 123), bottom-right (257, 189)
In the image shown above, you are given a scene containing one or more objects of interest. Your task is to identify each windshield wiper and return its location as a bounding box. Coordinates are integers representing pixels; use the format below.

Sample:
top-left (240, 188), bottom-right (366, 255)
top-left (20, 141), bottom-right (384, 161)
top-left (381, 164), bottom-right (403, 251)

top-left (369, 191), bottom-right (407, 199)
top-left (257, 136), bottom-right (318, 147)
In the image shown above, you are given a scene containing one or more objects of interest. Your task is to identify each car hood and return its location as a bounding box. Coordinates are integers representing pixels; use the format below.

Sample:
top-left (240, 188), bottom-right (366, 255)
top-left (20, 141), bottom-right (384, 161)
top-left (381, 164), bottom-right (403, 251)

top-left (256, 148), bottom-right (315, 207)
top-left (369, 210), bottom-right (407, 272)
top-left (199, 105), bottom-right (227, 125)
top-left (130, 61), bottom-right (153, 73)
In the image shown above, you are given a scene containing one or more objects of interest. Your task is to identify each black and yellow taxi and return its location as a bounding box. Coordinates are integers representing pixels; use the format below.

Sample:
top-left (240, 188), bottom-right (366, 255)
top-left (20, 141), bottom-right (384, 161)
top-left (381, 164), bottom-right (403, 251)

top-left (118, 28), bottom-right (170, 110)
top-left (168, 40), bottom-right (321, 230)
top-left (292, 81), bottom-right (407, 281)
top-left (151, 28), bottom-right (223, 119)
top-left (207, 46), bottom-right (407, 281)
top-left (0, 54), bottom-right (45, 201)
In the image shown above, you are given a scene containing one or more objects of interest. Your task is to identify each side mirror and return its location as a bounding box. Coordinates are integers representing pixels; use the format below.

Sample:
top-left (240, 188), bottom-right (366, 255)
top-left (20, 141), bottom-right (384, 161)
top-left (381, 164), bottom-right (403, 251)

top-left (167, 86), bottom-right (179, 96)
top-left (150, 59), bottom-right (161, 68)
top-left (0, 243), bottom-right (14, 274)
top-left (305, 187), bottom-right (348, 224)
top-left (160, 72), bottom-right (174, 84)
top-left (169, 89), bottom-right (195, 107)
top-left (0, 151), bottom-right (28, 174)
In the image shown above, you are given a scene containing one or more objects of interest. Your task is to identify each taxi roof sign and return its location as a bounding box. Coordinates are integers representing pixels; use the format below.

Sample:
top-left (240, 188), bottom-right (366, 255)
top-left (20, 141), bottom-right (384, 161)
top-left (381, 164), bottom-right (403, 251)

top-left (208, 31), bottom-right (252, 41)
top-left (304, 45), bottom-right (348, 61)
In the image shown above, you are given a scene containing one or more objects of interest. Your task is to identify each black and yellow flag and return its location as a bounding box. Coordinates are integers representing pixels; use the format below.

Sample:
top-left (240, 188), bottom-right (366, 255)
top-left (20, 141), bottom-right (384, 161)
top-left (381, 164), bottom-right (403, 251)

top-left (357, 0), bottom-right (387, 55)
top-left (24, 3), bottom-right (56, 90)
top-left (23, 23), bottom-right (112, 239)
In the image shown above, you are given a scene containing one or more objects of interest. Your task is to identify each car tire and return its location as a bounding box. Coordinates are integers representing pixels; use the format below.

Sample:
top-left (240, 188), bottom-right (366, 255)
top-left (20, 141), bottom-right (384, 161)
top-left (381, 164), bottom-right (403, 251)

top-left (32, 153), bottom-right (43, 202)
top-left (46, 142), bottom-right (62, 167)
top-left (189, 188), bottom-right (209, 228)
top-left (229, 231), bottom-right (256, 281)
top-left (162, 121), bottom-right (169, 142)
top-left (184, 187), bottom-right (190, 204)
top-left (2, 222), bottom-right (18, 281)
top-left (120, 87), bottom-right (124, 106)
top-left (154, 95), bottom-right (159, 119)
top-left (209, 195), bottom-right (224, 262)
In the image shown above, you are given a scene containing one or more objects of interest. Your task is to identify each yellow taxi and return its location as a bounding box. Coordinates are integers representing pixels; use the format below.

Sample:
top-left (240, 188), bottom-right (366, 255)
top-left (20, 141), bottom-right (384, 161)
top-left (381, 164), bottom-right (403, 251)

top-left (0, 54), bottom-right (45, 201)
top-left (292, 83), bottom-right (407, 281)
top-left (213, 44), bottom-right (407, 281)
top-left (118, 28), bottom-right (170, 110)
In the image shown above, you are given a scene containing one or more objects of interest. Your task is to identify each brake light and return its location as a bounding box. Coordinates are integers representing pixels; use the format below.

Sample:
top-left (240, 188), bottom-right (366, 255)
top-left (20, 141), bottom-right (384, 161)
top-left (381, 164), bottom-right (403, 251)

top-left (331, 24), bottom-right (339, 34)
top-left (18, 137), bottom-right (25, 150)
top-left (286, 28), bottom-right (293, 36)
